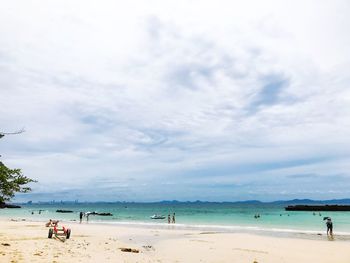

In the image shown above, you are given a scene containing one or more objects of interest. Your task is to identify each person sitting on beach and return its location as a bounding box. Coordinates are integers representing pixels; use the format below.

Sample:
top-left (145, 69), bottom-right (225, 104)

top-left (45, 219), bottom-right (59, 227)
top-left (326, 217), bottom-right (333, 236)
top-left (45, 219), bottom-right (52, 227)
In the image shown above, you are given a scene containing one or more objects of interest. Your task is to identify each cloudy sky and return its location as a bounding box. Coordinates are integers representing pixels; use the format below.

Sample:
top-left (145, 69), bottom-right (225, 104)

top-left (1, 0), bottom-right (350, 202)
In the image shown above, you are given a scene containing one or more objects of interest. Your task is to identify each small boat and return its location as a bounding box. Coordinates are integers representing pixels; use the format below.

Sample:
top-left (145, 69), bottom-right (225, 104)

top-left (150, 214), bottom-right (166, 219)
top-left (84, 211), bottom-right (113, 216)
top-left (56, 209), bottom-right (74, 213)
top-left (97, 212), bottom-right (113, 216)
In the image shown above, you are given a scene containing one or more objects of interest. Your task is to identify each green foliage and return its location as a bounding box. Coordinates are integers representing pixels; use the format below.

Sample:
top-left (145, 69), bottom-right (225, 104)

top-left (0, 161), bottom-right (36, 203)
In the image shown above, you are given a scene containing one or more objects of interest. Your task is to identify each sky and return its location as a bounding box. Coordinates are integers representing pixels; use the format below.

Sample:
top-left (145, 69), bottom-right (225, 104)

top-left (1, 0), bottom-right (350, 202)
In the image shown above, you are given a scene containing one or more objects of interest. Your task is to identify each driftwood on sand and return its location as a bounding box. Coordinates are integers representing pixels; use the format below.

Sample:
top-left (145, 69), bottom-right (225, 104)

top-left (119, 247), bottom-right (140, 253)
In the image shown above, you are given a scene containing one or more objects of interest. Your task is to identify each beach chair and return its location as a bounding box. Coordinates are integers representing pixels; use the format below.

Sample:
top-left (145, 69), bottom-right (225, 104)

top-left (48, 225), bottom-right (71, 240)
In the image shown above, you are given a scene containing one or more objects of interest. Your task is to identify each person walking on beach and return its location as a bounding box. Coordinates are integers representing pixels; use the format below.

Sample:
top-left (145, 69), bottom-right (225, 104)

top-left (172, 213), bottom-right (176, 224)
top-left (168, 214), bottom-right (171, 224)
top-left (79, 212), bottom-right (83, 223)
top-left (326, 217), bottom-right (333, 236)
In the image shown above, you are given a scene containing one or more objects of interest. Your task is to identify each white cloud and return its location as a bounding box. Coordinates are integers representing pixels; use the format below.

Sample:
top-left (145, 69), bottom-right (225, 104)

top-left (1, 0), bottom-right (350, 201)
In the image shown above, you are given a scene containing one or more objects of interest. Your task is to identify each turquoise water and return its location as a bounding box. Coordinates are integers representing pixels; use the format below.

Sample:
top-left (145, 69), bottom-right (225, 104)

top-left (1, 203), bottom-right (350, 234)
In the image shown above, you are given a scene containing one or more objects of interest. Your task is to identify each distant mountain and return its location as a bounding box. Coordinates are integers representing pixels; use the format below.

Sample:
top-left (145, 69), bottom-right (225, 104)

top-left (157, 199), bottom-right (350, 205)
top-left (228, 200), bottom-right (263, 204)
top-left (16, 198), bottom-right (350, 205)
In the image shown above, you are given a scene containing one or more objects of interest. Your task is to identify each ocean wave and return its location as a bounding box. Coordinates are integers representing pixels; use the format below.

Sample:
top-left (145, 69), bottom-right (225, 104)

top-left (82, 220), bottom-right (350, 236)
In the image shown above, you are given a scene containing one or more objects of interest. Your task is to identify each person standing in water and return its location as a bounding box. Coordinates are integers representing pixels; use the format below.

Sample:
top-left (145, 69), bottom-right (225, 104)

top-left (168, 214), bottom-right (171, 224)
top-left (79, 212), bottom-right (83, 223)
top-left (172, 213), bottom-right (176, 224)
top-left (326, 217), bottom-right (333, 236)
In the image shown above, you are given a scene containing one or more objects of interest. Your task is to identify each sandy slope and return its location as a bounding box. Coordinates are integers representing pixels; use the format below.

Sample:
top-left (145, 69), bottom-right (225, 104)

top-left (0, 219), bottom-right (349, 262)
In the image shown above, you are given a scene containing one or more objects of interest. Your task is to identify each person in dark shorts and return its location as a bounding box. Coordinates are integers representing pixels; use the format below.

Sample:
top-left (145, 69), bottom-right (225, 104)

top-left (326, 217), bottom-right (333, 236)
top-left (79, 212), bottom-right (83, 223)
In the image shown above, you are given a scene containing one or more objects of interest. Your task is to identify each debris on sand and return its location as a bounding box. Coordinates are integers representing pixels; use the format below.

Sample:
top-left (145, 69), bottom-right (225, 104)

top-left (142, 245), bottom-right (154, 251)
top-left (120, 247), bottom-right (140, 253)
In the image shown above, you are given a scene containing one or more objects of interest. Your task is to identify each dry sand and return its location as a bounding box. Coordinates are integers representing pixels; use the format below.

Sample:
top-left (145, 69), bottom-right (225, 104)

top-left (0, 219), bottom-right (349, 262)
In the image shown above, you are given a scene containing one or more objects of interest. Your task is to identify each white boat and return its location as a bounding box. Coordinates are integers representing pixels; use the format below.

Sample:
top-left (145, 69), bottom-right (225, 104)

top-left (150, 214), bottom-right (166, 219)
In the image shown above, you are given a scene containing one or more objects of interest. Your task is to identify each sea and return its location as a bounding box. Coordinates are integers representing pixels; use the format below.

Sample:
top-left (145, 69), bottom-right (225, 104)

top-left (2, 202), bottom-right (350, 237)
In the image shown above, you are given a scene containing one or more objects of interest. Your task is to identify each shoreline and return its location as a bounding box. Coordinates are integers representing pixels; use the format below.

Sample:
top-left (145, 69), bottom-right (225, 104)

top-left (2, 216), bottom-right (350, 242)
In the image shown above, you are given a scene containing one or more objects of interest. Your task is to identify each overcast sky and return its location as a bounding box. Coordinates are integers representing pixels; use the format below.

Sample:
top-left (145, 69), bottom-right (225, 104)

top-left (1, 0), bottom-right (350, 202)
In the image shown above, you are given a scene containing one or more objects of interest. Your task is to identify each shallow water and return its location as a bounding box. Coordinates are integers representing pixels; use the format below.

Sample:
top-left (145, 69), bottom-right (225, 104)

top-left (1, 202), bottom-right (350, 235)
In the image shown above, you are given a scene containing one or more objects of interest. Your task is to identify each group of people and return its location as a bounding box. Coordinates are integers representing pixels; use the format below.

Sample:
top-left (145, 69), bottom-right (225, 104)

top-left (46, 209), bottom-right (335, 238)
top-left (79, 211), bottom-right (91, 223)
top-left (31, 210), bottom-right (44, 215)
top-left (254, 212), bottom-right (334, 236)
top-left (167, 213), bottom-right (176, 224)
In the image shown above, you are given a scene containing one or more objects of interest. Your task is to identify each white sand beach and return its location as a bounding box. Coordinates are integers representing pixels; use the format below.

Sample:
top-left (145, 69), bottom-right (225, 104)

top-left (1, 219), bottom-right (350, 263)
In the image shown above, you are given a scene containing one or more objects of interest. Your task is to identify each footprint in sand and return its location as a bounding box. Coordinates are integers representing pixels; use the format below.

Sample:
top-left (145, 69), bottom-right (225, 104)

top-left (142, 245), bottom-right (155, 251)
top-left (233, 248), bottom-right (268, 254)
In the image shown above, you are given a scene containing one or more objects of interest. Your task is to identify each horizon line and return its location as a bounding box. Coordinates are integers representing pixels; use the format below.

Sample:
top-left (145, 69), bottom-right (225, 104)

top-left (14, 198), bottom-right (350, 204)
